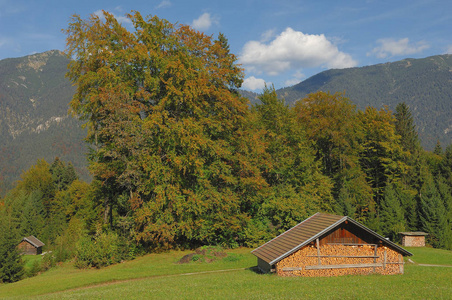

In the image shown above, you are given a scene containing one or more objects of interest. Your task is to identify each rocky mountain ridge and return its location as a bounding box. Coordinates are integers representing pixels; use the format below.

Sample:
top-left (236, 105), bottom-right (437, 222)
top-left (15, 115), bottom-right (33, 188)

top-left (0, 50), bottom-right (88, 194)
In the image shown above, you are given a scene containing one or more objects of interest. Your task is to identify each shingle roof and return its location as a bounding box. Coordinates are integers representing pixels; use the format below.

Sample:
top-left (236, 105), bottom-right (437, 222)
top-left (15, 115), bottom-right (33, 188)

top-left (252, 213), bottom-right (412, 266)
top-left (23, 235), bottom-right (45, 248)
top-left (399, 231), bottom-right (428, 236)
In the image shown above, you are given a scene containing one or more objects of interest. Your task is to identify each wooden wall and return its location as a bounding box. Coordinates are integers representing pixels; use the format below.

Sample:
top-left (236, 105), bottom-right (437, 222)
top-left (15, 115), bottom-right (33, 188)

top-left (319, 222), bottom-right (378, 246)
top-left (17, 241), bottom-right (41, 255)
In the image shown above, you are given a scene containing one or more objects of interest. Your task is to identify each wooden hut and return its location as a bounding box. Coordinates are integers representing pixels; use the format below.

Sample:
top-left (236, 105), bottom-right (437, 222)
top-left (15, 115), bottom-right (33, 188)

top-left (17, 235), bottom-right (45, 255)
top-left (252, 213), bottom-right (412, 277)
top-left (399, 232), bottom-right (428, 247)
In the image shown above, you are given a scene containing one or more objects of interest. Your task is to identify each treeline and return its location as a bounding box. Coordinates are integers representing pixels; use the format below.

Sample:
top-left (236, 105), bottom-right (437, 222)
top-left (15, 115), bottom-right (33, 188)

top-left (0, 10), bottom-right (451, 282)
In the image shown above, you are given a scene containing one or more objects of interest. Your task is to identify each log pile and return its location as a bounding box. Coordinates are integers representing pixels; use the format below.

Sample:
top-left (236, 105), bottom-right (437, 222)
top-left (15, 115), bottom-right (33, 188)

top-left (276, 243), bottom-right (403, 277)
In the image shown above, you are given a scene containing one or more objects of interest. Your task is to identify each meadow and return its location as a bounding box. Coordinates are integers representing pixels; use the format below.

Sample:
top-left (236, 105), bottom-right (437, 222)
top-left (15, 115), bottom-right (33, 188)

top-left (0, 247), bottom-right (451, 299)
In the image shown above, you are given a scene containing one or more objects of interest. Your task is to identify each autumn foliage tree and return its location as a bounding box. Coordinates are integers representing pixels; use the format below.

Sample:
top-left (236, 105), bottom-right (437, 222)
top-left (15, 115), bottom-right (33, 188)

top-left (294, 92), bottom-right (372, 223)
top-left (252, 87), bottom-right (333, 233)
top-left (64, 11), bottom-right (266, 249)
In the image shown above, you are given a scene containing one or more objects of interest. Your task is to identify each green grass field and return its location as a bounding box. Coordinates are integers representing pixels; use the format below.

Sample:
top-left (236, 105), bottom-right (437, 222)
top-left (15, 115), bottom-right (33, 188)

top-left (22, 255), bottom-right (43, 270)
top-left (1, 247), bottom-right (451, 299)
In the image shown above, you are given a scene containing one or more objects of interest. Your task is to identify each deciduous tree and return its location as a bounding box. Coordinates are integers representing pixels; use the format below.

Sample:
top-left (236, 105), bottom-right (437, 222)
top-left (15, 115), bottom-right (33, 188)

top-left (64, 11), bottom-right (265, 249)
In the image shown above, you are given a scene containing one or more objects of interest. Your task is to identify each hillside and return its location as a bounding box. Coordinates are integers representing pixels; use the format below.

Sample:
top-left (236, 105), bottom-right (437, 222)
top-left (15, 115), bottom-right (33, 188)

top-left (0, 50), bottom-right (89, 194)
top-left (276, 54), bottom-right (452, 150)
top-left (1, 52), bottom-right (451, 193)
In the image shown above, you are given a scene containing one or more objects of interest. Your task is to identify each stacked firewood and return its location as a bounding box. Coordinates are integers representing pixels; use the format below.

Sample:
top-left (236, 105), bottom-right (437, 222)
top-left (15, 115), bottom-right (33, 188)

top-left (276, 243), bottom-right (403, 277)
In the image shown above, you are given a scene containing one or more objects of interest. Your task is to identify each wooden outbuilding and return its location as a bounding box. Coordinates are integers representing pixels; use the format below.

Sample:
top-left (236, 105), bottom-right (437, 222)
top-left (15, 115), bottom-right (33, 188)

top-left (17, 235), bottom-right (45, 255)
top-left (399, 232), bottom-right (428, 247)
top-left (252, 213), bottom-right (412, 277)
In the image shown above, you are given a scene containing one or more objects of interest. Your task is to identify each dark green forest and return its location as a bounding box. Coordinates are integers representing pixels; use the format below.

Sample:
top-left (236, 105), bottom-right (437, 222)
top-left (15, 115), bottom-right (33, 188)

top-left (1, 11), bottom-right (451, 282)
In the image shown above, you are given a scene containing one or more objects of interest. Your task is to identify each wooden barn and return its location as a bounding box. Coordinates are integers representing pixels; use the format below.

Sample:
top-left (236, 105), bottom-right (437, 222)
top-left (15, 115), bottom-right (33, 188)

top-left (17, 235), bottom-right (45, 255)
top-left (252, 213), bottom-right (412, 277)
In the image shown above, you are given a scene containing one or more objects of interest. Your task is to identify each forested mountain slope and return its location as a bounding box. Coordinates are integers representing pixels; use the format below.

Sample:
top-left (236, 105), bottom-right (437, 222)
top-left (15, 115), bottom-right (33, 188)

top-left (0, 50), bottom-right (88, 194)
top-left (1, 51), bottom-right (451, 193)
top-left (276, 54), bottom-right (452, 150)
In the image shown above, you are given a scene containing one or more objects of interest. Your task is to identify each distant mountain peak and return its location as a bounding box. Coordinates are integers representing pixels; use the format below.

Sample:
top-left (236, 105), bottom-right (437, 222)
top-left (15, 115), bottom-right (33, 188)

top-left (16, 50), bottom-right (65, 72)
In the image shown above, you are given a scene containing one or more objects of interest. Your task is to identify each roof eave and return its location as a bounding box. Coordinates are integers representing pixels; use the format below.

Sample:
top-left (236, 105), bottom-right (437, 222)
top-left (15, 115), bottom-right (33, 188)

top-left (252, 212), bottom-right (321, 255)
top-left (346, 217), bottom-right (413, 257)
top-left (23, 237), bottom-right (45, 248)
top-left (268, 216), bottom-right (348, 265)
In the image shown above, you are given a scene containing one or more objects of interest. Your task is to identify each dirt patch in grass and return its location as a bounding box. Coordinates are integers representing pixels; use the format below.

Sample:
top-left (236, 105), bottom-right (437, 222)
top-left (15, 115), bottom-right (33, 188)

top-left (177, 246), bottom-right (228, 264)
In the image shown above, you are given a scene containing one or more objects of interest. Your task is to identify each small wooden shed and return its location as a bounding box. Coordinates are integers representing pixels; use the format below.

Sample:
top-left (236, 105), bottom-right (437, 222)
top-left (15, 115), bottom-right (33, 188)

top-left (399, 232), bottom-right (428, 247)
top-left (18, 235), bottom-right (45, 255)
top-left (252, 213), bottom-right (412, 277)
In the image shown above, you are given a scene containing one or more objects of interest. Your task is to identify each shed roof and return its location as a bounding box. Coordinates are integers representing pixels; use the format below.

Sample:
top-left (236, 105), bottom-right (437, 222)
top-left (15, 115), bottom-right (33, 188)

top-left (399, 232), bottom-right (428, 236)
top-left (22, 235), bottom-right (45, 248)
top-left (252, 213), bottom-right (412, 266)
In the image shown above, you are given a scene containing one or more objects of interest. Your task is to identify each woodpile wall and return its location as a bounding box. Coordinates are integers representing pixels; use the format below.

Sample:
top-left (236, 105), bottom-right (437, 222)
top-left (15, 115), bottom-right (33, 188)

top-left (402, 236), bottom-right (425, 247)
top-left (276, 243), bottom-right (403, 277)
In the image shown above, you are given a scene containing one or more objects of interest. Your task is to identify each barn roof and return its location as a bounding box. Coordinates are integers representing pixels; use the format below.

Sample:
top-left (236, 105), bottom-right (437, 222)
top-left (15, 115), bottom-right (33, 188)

top-left (22, 235), bottom-right (45, 248)
top-left (252, 213), bottom-right (412, 266)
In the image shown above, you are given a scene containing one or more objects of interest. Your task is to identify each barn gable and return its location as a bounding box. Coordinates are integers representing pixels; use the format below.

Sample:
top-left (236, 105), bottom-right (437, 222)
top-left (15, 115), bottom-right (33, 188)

top-left (252, 213), bottom-right (412, 276)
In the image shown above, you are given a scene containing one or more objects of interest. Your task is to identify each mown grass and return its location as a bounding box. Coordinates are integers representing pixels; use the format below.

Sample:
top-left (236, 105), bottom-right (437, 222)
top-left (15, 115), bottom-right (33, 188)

top-left (22, 255), bottom-right (43, 270)
top-left (0, 248), bottom-right (253, 299)
top-left (1, 247), bottom-right (451, 299)
top-left (405, 246), bottom-right (452, 265)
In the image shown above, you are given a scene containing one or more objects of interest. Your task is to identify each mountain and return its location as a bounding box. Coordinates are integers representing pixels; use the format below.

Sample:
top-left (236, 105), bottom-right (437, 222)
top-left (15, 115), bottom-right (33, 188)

top-left (275, 54), bottom-right (452, 150)
top-left (0, 50), bottom-right (89, 194)
top-left (1, 51), bottom-right (451, 193)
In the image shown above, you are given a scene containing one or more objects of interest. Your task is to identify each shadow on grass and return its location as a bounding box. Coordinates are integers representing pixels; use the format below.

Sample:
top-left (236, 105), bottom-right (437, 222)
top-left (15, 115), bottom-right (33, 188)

top-left (247, 266), bottom-right (264, 274)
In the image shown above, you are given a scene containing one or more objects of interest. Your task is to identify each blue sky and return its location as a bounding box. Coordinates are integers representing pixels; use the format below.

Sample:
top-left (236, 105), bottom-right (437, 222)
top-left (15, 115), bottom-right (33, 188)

top-left (1, 0), bottom-right (451, 91)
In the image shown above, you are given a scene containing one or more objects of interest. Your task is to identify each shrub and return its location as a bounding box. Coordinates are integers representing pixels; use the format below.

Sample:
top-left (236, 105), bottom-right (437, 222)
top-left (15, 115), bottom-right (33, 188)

top-left (74, 231), bottom-right (135, 269)
top-left (25, 259), bottom-right (42, 278)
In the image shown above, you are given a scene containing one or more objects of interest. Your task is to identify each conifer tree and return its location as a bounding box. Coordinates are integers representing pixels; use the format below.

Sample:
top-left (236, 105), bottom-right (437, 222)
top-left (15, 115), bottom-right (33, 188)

top-left (379, 181), bottom-right (406, 241)
top-left (0, 217), bottom-right (24, 283)
top-left (435, 176), bottom-right (452, 249)
top-left (433, 140), bottom-right (443, 155)
top-left (419, 173), bottom-right (449, 248)
top-left (394, 102), bottom-right (420, 153)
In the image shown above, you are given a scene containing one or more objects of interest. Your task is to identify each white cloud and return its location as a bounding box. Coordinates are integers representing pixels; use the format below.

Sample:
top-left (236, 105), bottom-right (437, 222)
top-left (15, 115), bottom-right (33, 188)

top-left (260, 29), bottom-right (276, 42)
top-left (0, 37), bottom-right (9, 48)
top-left (191, 13), bottom-right (218, 31)
top-left (242, 76), bottom-right (267, 91)
top-left (445, 45), bottom-right (452, 54)
top-left (284, 71), bottom-right (305, 87)
top-left (156, 1), bottom-right (172, 9)
top-left (239, 28), bottom-right (357, 76)
top-left (368, 38), bottom-right (430, 58)
top-left (94, 10), bottom-right (132, 25)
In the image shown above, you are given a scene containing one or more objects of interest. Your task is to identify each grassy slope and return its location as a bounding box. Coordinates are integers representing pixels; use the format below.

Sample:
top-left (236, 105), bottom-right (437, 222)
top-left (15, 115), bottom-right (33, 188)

top-left (1, 247), bottom-right (451, 299)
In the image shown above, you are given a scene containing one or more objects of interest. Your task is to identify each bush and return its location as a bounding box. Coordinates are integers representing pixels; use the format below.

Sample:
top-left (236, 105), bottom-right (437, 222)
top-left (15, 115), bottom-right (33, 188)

top-left (74, 231), bottom-right (135, 269)
top-left (25, 259), bottom-right (42, 278)
top-left (41, 252), bottom-right (56, 271)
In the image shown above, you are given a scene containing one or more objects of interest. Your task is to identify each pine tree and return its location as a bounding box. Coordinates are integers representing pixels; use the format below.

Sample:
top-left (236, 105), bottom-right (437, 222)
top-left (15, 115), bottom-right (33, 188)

top-left (379, 181), bottom-right (406, 241)
top-left (419, 173), bottom-right (448, 248)
top-left (433, 140), bottom-right (443, 155)
top-left (0, 218), bottom-right (24, 283)
top-left (394, 102), bottom-right (420, 154)
top-left (436, 176), bottom-right (452, 249)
